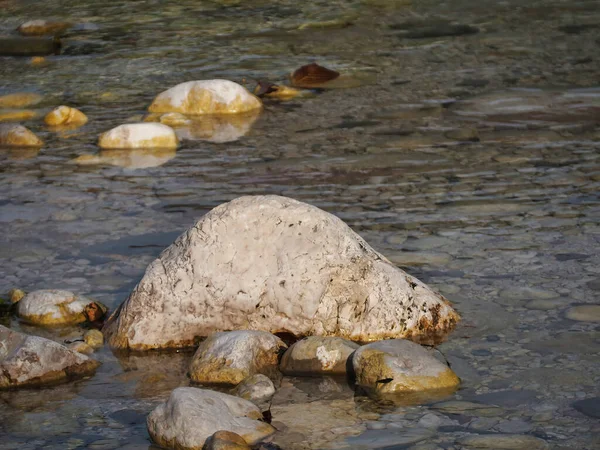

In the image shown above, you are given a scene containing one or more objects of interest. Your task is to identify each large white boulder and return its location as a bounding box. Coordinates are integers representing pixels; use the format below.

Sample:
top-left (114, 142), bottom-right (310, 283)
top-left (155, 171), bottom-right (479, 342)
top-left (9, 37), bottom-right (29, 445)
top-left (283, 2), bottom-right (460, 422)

top-left (189, 331), bottom-right (286, 385)
top-left (148, 80), bottom-right (262, 115)
top-left (104, 195), bottom-right (459, 351)
top-left (147, 387), bottom-right (275, 449)
top-left (17, 289), bottom-right (106, 326)
top-left (0, 325), bottom-right (100, 389)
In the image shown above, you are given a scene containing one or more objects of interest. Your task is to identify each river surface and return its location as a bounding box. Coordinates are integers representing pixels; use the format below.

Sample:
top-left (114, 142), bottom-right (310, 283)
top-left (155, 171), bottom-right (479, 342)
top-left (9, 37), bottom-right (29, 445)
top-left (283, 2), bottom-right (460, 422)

top-left (1, 0), bottom-right (599, 449)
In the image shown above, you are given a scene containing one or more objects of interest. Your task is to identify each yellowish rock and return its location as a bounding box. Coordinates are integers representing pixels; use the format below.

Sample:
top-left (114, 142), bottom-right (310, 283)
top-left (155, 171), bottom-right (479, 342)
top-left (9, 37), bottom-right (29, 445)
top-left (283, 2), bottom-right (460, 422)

top-left (17, 20), bottom-right (71, 36)
top-left (0, 92), bottom-right (43, 108)
top-left (0, 124), bottom-right (43, 147)
top-left (45, 105), bottom-right (88, 127)
top-left (84, 329), bottom-right (104, 349)
top-left (98, 123), bottom-right (178, 149)
top-left (148, 80), bottom-right (262, 115)
top-left (30, 56), bottom-right (46, 65)
top-left (205, 431), bottom-right (251, 450)
top-left (68, 341), bottom-right (94, 355)
top-left (0, 110), bottom-right (37, 122)
top-left (9, 289), bottom-right (26, 304)
top-left (145, 111), bottom-right (191, 127)
top-left (254, 83), bottom-right (303, 100)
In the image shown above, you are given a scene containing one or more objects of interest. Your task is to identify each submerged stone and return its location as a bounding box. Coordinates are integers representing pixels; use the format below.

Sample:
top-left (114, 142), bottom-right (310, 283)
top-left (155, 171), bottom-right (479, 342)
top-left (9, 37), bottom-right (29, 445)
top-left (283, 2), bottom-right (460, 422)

top-left (44, 105), bottom-right (88, 127)
top-left (572, 397), bottom-right (600, 419)
top-left (457, 434), bottom-right (549, 449)
top-left (0, 124), bottom-right (43, 147)
top-left (148, 80), bottom-right (262, 115)
top-left (73, 147), bottom-right (176, 169)
top-left (0, 325), bottom-right (100, 389)
top-left (0, 92), bottom-right (43, 108)
top-left (17, 20), bottom-right (71, 36)
top-left (147, 387), bottom-right (275, 449)
top-left (98, 123), bottom-right (178, 149)
top-left (189, 331), bottom-right (286, 385)
top-left (103, 195), bottom-right (459, 351)
top-left (205, 431), bottom-right (251, 450)
top-left (565, 305), bottom-right (600, 322)
top-left (352, 339), bottom-right (460, 396)
top-left (280, 336), bottom-right (359, 376)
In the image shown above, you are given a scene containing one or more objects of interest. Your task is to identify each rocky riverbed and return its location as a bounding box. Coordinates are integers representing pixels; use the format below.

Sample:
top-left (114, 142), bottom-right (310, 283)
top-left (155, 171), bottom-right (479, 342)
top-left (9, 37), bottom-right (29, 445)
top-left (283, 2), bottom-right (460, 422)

top-left (1, 0), bottom-right (599, 449)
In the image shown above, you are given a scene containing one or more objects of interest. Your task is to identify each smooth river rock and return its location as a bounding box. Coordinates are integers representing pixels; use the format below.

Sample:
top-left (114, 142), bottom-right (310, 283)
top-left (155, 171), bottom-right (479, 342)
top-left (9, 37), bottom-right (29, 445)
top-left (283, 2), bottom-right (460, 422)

top-left (17, 20), bottom-right (71, 36)
top-left (147, 387), bottom-right (275, 449)
top-left (148, 80), bottom-right (262, 115)
top-left (44, 105), bottom-right (88, 127)
top-left (0, 325), bottom-right (100, 389)
top-left (232, 374), bottom-right (276, 411)
top-left (104, 195), bottom-right (459, 350)
top-left (0, 92), bottom-right (43, 108)
top-left (352, 339), bottom-right (460, 396)
top-left (0, 124), bottom-right (43, 147)
top-left (98, 123), bottom-right (178, 149)
top-left (17, 289), bottom-right (105, 326)
top-left (280, 336), bottom-right (359, 376)
top-left (189, 331), bottom-right (286, 385)
top-left (205, 431), bottom-right (251, 450)
top-left (74, 148), bottom-right (176, 169)
top-left (565, 305), bottom-right (600, 322)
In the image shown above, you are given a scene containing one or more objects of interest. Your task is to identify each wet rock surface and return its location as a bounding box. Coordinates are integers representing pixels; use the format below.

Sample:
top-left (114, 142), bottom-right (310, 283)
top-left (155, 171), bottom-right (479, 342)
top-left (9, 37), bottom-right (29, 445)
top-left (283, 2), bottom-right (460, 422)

top-left (0, 325), bottom-right (100, 389)
top-left (280, 336), bottom-right (359, 376)
top-left (16, 289), bottom-right (100, 326)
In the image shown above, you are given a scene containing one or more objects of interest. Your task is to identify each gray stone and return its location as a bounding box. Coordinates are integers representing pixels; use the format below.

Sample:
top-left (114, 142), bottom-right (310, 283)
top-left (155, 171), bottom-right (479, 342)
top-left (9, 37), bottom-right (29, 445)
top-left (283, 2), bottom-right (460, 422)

top-left (573, 397), bottom-right (600, 419)
top-left (189, 331), bottom-right (286, 385)
top-left (232, 374), bottom-right (276, 412)
top-left (147, 387), bottom-right (275, 449)
top-left (280, 336), bottom-right (359, 376)
top-left (0, 325), bottom-right (100, 389)
top-left (469, 390), bottom-right (539, 407)
top-left (458, 434), bottom-right (549, 449)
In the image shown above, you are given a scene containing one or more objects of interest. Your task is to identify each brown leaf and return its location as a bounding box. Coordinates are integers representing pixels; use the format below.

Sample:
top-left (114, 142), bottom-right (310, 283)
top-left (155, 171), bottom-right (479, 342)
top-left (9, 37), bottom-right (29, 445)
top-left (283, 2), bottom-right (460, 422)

top-left (290, 63), bottom-right (340, 87)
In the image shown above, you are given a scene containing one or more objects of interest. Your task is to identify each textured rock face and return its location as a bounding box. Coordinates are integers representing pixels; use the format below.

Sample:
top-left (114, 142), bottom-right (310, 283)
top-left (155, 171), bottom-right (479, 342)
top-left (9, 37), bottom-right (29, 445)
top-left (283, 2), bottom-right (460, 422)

top-left (0, 124), bottom-right (43, 147)
top-left (148, 80), bottom-right (262, 115)
top-left (146, 387), bottom-right (275, 449)
top-left (189, 331), bottom-right (286, 385)
top-left (232, 374), bottom-right (276, 411)
top-left (352, 339), bottom-right (460, 395)
top-left (98, 123), bottom-right (178, 149)
top-left (44, 105), bottom-right (88, 127)
top-left (280, 336), bottom-right (359, 376)
top-left (0, 325), bottom-right (100, 389)
top-left (104, 195), bottom-right (459, 350)
top-left (16, 289), bottom-right (101, 326)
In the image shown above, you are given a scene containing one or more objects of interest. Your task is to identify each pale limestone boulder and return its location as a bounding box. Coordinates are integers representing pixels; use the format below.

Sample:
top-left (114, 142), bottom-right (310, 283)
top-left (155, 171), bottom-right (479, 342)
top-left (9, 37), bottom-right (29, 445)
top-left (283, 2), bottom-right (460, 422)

top-left (98, 123), bottom-right (178, 149)
top-left (0, 325), bottom-right (100, 389)
top-left (104, 195), bottom-right (459, 351)
top-left (189, 331), bottom-right (286, 385)
top-left (147, 387), bottom-right (275, 449)
top-left (280, 336), bottom-right (359, 376)
top-left (17, 289), bottom-right (103, 326)
top-left (0, 124), bottom-right (43, 147)
top-left (352, 339), bottom-right (459, 396)
top-left (0, 92), bottom-right (43, 108)
top-left (232, 374), bottom-right (276, 411)
top-left (148, 80), bottom-right (262, 115)
top-left (44, 105), bottom-right (88, 127)
top-left (17, 20), bottom-right (70, 36)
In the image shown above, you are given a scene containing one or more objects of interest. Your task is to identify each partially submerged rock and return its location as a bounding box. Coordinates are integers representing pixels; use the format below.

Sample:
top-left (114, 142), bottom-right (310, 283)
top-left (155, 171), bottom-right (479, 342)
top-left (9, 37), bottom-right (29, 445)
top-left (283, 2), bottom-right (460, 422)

top-left (147, 387), bottom-right (275, 449)
top-left (0, 92), bottom-right (43, 108)
top-left (17, 20), bottom-right (71, 36)
top-left (0, 110), bottom-right (38, 122)
top-left (84, 329), bottom-right (104, 348)
top-left (280, 336), bottom-right (359, 376)
top-left (148, 80), bottom-right (262, 115)
top-left (232, 374), bottom-right (276, 412)
top-left (104, 195), bottom-right (459, 350)
top-left (0, 325), bottom-right (100, 389)
top-left (73, 148), bottom-right (176, 169)
top-left (189, 331), bottom-right (286, 385)
top-left (0, 36), bottom-right (61, 56)
top-left (16, 289), bottom-right (106, 326)
top-left (0, 124), bottom-right (43, 147)
top-left (8, 288), bottom-right (26, 304)
top-left (98, 123), bottom-right (178, 149)
top-left (44, 105), bottom-right (88, 127)
top-left (352, 339), bottom-right (459, 397)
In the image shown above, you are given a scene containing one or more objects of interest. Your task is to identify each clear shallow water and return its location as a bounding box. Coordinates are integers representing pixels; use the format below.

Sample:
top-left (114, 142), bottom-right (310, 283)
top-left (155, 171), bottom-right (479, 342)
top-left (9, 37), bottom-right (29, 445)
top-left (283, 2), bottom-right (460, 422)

top-left (1, 0), bottom-right (599, 449)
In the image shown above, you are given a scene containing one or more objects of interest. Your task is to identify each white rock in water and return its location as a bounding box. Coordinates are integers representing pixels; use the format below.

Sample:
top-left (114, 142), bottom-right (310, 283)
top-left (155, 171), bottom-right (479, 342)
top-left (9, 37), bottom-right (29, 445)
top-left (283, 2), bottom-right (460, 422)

top-left (232, 374), bottom-right (276, 412)
top-left (189, 331), bottom-right (286, 385)
top-left (103, 195), bottom-right (459, 350)
top-left (147, 387), bottom-right (275, 449)
top-left (0, 325), bottom-right (100, 389)
top-left (17, 289), bottom-right (99, 326)
top-left (98, 123), bottom-right (178, 149)
top-left (148, 80), bottom-right (262, 115)
top-left (352, 339), bottom-right (460, 396)
top-left (280, 336), bottom-right (359, 376)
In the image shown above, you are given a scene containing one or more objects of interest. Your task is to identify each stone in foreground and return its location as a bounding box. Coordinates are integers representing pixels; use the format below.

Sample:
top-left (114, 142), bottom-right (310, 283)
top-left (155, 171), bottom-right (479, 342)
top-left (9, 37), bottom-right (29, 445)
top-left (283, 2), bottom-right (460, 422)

top-left (147, 387), bottom-right (275, 450)
top-left (44, 105), bottom-right (88, 127)
top-left (205, 431), bottom-right (251, 450)
top-left (98, 123), bottom-right (178, 149)
top-left (148, 80), bottom-right (262, 115)
top-left (17, 289), bottom-right (104, 326)
top-left (0, 325), bottom-right (100, 389)
top-left (189, 331), bottom-right (286, 385)
top-left (0, 124), bottom-right (43, 147)
top-left (352, 339), bottom-right (459, 395)
top-left (104, 195), bottom-right (459, 350)
top-left (280, 336), bottom-right (359, 376)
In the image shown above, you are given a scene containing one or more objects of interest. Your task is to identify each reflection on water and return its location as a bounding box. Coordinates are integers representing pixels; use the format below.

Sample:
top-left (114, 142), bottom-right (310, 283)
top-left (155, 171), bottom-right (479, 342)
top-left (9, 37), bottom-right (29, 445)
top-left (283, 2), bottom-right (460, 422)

top-left (1, 0), bottom-right (599, 449)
